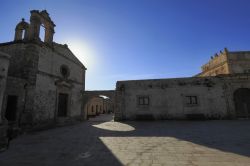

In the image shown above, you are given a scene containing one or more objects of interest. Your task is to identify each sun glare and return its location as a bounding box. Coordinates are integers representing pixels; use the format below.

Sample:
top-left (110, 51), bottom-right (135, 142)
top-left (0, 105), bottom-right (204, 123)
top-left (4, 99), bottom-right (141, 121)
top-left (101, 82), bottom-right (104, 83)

top-left (65, 39), bottom-right (98, 70)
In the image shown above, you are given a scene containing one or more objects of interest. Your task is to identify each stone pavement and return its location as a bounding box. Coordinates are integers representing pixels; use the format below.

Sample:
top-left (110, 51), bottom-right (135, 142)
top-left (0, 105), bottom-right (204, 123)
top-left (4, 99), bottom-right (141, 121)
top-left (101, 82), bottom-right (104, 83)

top-left (0, 114), bottom-right (250, 166)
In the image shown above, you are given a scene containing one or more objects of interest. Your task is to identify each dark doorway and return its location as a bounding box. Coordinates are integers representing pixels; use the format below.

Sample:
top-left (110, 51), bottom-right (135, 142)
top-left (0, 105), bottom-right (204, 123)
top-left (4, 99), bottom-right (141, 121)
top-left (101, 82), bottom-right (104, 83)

top-left (58, 93), bottom-right (68, 117)
top-left (234, 88), bottom-right (250, 118)
top-left (5, 95), bottom-right (18, 121)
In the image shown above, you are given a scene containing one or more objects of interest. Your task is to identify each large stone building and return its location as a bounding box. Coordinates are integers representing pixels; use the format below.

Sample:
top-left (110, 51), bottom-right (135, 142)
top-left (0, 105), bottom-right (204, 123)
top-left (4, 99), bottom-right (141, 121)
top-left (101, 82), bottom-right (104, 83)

top-left (0, 10), bottom-right (86, 149)
top-left (114, 49), bottom-right (250, 121)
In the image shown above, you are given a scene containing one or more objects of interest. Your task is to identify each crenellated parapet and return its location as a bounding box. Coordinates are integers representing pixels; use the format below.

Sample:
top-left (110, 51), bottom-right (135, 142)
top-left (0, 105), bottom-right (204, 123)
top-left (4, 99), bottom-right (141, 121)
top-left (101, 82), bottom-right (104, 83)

top-left (198, 47), bottom-right (250, 77)
top-left (201, 48), bottom-right (229, 72)
top-left (198, 48), bottom-right (230, 77)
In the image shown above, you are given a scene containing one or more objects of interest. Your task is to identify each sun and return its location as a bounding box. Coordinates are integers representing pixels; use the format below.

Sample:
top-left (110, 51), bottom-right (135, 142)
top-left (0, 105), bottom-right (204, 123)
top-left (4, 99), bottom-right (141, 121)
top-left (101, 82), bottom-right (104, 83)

top-left (65, 39), bottom-right (98, 70)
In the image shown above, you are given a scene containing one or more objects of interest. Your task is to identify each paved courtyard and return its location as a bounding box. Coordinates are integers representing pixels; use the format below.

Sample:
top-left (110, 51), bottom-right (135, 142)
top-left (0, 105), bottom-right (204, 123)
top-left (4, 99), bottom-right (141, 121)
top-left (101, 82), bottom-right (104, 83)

top-left (0, 114), bottom-right (250, 166)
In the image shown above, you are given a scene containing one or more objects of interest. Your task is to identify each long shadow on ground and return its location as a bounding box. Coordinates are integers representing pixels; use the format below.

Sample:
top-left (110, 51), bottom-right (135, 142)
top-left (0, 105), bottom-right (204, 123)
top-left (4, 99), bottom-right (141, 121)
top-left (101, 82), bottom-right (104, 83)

top-left (0, 115), bottom-right (250, 166)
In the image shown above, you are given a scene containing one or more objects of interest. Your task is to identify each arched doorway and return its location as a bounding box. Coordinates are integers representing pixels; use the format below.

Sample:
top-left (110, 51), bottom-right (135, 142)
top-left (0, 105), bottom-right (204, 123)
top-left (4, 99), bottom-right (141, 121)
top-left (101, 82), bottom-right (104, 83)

top-left (234, 88), bottom-right (250, 118)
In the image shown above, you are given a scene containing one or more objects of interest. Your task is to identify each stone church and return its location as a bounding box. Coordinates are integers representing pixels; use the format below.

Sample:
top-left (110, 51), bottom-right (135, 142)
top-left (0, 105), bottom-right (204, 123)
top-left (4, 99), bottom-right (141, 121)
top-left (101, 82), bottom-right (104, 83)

top-left (0, 10), bottom-right (86, 149)
top-left (114, 48), bottom-right (250, 121)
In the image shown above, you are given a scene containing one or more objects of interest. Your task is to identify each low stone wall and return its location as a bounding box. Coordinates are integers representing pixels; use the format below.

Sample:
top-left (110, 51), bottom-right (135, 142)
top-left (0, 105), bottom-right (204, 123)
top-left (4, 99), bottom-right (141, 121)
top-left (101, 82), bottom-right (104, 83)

top-left (114, 74), bottom-right (250, 121)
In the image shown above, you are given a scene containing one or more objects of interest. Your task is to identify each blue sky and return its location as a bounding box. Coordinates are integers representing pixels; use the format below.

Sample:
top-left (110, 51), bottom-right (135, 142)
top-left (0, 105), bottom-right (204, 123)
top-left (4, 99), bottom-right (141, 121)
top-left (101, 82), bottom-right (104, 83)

top-left (1, 0), bottom-right (250, 90)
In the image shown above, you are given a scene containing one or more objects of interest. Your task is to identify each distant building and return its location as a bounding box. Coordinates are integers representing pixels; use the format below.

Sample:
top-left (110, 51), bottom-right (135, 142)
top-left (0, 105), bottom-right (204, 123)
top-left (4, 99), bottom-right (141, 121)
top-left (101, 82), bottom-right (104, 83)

top-left (84, 96), bottom-right (108, 117)
top-left (0, 10), bottom-right (86, 149)
top-left (83, 90), bottom-right (115, 118)
top-left (197, 48), bottom-right (250, 77)
top-left (114, 48), bottom-right (250, 121)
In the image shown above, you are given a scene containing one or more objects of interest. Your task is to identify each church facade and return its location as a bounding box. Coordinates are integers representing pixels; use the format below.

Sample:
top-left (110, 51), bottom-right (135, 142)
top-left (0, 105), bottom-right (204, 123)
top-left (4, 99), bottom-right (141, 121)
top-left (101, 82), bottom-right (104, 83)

top-left (0, 10), bottom-right (86, 147)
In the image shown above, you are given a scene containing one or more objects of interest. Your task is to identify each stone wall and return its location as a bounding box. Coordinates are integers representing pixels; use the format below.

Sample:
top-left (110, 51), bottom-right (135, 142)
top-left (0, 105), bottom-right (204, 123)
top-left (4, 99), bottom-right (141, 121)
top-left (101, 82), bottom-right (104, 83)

top-left (228, 51), bottom-right (250, 74)
top-left (198, 49), bottom-right (250, 77)
top-left (0, 10), bottom-right (86, 134)
top-left (199, 49), bottom-right (229, 77)
top-left (0, 41), bottom-right (86, 128)
top-left (4, 77), bottom-right (26, 124)
top-left (114, 75), bottom-right (250, 121)
top-left (0, 51), bottom-right (10, 150)
top-left (0, 43), bottom-right (39, 85)
top-left (33, 43), bottom-right (85, 124)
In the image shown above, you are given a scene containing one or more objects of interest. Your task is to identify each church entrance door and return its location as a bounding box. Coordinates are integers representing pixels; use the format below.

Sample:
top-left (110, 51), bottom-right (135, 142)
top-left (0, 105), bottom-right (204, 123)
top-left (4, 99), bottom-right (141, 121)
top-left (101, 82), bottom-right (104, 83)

top-left (58, 93), bottom-right (68, 117)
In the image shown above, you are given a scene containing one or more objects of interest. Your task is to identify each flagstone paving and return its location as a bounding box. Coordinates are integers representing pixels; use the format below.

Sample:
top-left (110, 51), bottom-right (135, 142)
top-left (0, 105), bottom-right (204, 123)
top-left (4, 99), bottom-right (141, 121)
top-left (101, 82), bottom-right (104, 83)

top-left (0, 114), bottom-right (250, 166)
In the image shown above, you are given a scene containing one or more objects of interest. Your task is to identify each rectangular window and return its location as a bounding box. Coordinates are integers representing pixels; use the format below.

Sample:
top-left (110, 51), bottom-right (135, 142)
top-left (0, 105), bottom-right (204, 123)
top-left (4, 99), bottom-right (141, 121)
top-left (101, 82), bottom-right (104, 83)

top-left (185, 96), bottom-right (198, 105)
top-left (138, 96), bottom-right (150, 106)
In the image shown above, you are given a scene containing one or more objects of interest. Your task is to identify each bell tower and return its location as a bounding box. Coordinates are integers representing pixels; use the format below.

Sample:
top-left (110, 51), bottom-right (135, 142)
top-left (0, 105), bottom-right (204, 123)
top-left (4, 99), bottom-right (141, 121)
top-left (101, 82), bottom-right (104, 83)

top-left (28, 10), bottom-right (56, 45)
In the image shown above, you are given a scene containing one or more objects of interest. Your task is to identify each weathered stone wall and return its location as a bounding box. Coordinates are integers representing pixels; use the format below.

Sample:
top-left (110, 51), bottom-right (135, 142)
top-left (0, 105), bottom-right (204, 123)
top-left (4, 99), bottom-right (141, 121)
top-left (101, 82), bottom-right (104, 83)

top-left (198, 50), bottom-right (250, 77)
top-left (228, 52), bottom-right (250, 74)
top-left (0, 43), bottom-right (38, 126)
top-left (0, 52), bottom-right (10, 123)
top-left (0, 76), bottom-right (26, 150)
top-left (0, 43), bottom-right (27, 79)
top-left (202, 52), bottom-right (227, 72)
top-left (0, 51), bottom-right (10, 150)
top-left (0, 10), bottom-right (86, 133)
top-left (33, 43), bottom-right (85, 124)
top-left (115, 75), bottom-right (250, 120)
top-left (199, 50), bottom-right (229, 77)
top-left (38, 43), bottom-right (85, 84)
top-left (0, 41), bottom-right (85, 127)
top-left (0, 43), bottom-right (39, 85)
top-left (4, 77), bottom-right (27, 123)
top-left (200, 63), bottom-right (229, 77)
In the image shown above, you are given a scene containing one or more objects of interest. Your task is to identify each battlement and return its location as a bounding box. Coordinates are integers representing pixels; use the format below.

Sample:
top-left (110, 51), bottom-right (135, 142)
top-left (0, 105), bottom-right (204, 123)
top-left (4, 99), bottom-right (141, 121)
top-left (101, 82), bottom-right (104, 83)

top-left (201, 48), bottom-right (229, 72)
top-left (199, 48), bottom-right (250, 77)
